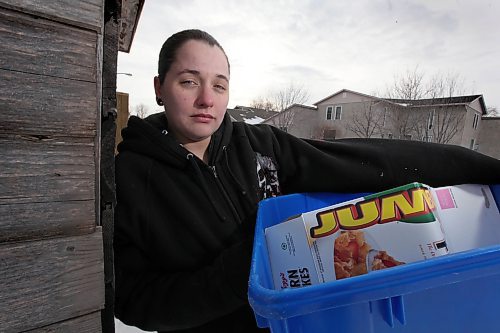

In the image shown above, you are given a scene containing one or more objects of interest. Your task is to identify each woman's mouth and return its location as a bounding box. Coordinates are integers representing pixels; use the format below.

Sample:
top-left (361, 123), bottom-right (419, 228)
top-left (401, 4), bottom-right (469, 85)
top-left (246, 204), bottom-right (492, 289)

top-left (192, 113), bottom-right (215, 122)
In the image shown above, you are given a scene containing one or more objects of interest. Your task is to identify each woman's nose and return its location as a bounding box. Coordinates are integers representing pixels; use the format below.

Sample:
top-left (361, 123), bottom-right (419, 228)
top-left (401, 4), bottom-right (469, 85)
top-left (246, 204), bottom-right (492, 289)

top-left (195, 85), bottom-right (214, 108)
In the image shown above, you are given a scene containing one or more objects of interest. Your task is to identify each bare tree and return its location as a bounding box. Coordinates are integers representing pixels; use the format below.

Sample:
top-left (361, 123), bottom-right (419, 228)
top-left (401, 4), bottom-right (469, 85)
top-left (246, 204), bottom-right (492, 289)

top-left (133, 103), bottom-right (150, 118)
top-left (426, 72), bottom-right (465, 99)
top-left (486, 106), bottom-right (499, 117)
top-left (385, 66), bottom-right (427, 100)
top-left (385, 104), bottom-right (423, 140)
top-left (345, 101), bottom-right (385, 138)
top-left (385, 68), bottom-right (468, 143)
top-left (251, 82), bottom-right (310, 131)
top-left (311, 123), bottom-right (337, 141)
top-left (250, 98), bottom-right (276, 112)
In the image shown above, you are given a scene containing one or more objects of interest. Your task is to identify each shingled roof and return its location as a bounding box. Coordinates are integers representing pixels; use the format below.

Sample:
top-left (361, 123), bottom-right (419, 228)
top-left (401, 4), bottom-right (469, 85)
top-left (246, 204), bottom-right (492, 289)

top-left (227, 106), bottom-right (279, 124)
top-left (386, 95), bottom-right (486, 113)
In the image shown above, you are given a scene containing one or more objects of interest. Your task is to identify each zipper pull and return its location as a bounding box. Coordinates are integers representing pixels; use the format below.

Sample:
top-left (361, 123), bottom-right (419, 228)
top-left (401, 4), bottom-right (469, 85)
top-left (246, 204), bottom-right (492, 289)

top-left (210, 165), bottom-right (217, 178)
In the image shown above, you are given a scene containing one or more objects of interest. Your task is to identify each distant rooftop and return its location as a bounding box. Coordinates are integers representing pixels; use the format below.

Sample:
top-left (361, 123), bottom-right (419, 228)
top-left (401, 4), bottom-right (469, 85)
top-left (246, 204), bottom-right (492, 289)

top-left (227, 106), bottom-right (279, 124)
top-left (386, 95), bottom-right (484, 107)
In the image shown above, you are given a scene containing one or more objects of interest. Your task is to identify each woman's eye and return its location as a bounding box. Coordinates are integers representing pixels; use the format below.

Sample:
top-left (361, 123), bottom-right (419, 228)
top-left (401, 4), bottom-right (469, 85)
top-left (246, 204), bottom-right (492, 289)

top-left (214, 84), bottom-right (227, 91)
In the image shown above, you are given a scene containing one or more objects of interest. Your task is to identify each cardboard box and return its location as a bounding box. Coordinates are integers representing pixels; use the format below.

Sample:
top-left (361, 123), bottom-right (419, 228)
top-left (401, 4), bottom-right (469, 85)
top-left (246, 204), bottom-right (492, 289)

top-left (432, 184), bottom-right (500, 253)
top-left (266, 183), bottom-right (451, 289)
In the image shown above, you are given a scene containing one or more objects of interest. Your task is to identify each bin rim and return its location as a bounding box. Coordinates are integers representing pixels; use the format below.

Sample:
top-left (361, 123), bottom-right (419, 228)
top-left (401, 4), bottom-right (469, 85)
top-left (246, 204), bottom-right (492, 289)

top-left (249, 243), bottom-right (500, 320)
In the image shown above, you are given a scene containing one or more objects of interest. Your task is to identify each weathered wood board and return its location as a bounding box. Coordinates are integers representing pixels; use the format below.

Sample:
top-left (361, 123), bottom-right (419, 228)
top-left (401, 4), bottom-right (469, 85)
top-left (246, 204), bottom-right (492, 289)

top-left (24, 312), bottom-right (102, 333)
top-left (0, 230), bottom-right (105, 332)
top-left (0, 0), bottom-right (106, 331)
top-left (0, 8), bottom-right (97, 82)
top-left (0, 0), bottom-right (103, 31)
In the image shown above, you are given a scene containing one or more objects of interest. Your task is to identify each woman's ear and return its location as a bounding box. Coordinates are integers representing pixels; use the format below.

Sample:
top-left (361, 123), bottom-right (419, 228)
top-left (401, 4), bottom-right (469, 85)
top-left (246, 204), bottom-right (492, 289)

top-left (153, 76), bottom-right (164, 106)
top-left (153, 76), bottom-right (162, 96)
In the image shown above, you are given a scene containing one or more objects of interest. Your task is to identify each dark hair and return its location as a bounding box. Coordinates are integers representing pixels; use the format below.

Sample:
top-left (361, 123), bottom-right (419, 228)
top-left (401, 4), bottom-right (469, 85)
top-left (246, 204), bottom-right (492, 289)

top-left (157, 29), bottom-right (230, 85)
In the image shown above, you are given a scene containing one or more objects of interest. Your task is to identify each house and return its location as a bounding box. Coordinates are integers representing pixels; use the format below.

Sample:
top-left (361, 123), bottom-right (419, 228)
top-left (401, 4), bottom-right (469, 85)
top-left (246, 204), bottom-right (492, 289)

top-left (261, 89), bottom-right (498, 159)
top-left (227, 105), bottom-right (279, 124)
top-left (0, 0), bottom-right (144, 332)
top-left (477, 116), bottom-right (500, 159)
top-left (262, 103), bottom-right (317, 136)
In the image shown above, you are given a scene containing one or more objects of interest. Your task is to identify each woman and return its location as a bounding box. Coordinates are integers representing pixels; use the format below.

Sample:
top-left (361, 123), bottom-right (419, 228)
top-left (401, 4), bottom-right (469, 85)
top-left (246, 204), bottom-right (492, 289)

top-left (114, 29), bottom-right (500, 332)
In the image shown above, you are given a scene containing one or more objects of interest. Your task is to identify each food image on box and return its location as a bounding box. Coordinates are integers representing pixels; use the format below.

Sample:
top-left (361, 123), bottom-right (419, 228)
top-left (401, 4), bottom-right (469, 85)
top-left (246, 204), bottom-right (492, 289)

top-left (333, 230), bottom-right (405, 280)
top-left (266, 183), bottom-right (449, 289)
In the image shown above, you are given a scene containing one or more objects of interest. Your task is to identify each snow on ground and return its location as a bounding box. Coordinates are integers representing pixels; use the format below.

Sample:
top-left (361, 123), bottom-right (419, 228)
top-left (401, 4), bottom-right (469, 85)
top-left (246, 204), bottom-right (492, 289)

top-left (115, 318), bottom-right (147, 333)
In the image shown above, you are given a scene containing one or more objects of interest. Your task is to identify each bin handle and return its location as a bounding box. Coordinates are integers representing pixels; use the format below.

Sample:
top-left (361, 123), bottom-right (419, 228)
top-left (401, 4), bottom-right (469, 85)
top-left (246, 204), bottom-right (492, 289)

top-left (372, 295), bottom-right (406, 328)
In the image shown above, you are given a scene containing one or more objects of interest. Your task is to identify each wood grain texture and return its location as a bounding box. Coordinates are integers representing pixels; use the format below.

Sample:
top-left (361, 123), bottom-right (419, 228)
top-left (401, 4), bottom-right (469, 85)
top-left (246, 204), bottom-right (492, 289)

top-left (0, 136), bottom-right (95, 200)
top-left (0, 230), bottom-right (105, 333)
top-left (0, 70), bottom-right (97, 137)
top-left (0, 0), bottom-right (103, 31)
top-left (0, 200), bottom-right (95, 243)
top-left (0, 9), bottom-right (97, 82)
top-left (0, 135), bottom-right (96, 241)
top-left (24, 311), bottom-right (102, 333)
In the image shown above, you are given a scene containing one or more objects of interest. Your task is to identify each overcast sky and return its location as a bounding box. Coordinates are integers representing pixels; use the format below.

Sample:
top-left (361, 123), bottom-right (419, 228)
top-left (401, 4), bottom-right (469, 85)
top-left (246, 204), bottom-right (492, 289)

top-left (117, 0), bottom-right (499, 118)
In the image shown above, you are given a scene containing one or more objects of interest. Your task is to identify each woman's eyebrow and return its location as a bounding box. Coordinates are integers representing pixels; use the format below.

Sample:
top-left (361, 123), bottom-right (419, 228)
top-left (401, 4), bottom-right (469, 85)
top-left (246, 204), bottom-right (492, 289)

top-left (177, 69), bottom-right (229, 83)
top-left (216, 74), bottom-right (229, 83)
top-left (177, 69), bottom-right (200, 76)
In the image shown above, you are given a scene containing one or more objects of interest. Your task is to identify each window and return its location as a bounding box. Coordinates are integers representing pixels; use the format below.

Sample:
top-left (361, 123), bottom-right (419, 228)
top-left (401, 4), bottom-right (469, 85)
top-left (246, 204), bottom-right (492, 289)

top-left (472, 113), bottom-right (480, 129)
top-left (334, 106), bottom-right (342, 120)
top-left (326, 106), bottom-right (342, 120)
top-left (326, 106), bottom-right (333, 120)
top-left (422, 135), bottom-right (433, 143)
top-left (383, 107), bottom-right (387, 127)
top-left (428, 109), bottom-right (435, 130)
top-left (323, 129), bottom-right (336, 141)
top-left (470, 138), bottom-right (476, 150)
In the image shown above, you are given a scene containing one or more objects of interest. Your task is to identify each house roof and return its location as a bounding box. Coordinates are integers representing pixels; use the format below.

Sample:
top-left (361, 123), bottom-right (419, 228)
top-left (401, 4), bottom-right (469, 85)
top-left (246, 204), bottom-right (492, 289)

top-left (316, 89), bottom-right (487, 114)
top-left (226, 106), bottom-right (279, 124)
top-left (262, 103), bottom-right (317, 123)
top-left (313, 89), bottom-right (381, 105)
top-left (386, 95), bottom-right (487, 114)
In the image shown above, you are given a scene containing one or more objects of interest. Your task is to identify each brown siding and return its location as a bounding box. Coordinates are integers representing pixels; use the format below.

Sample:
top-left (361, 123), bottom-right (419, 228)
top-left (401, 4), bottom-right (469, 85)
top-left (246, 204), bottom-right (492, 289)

top-left (0, 1), bottom-right (105, 331)
top-left (116, 92), bottom-right (130, 152)
top-left (24, 312), bottom-right (103, 333)
top-left (0, 0), bottom-right (103, 31)
top-left (0, 232), bottom-right (104, 332)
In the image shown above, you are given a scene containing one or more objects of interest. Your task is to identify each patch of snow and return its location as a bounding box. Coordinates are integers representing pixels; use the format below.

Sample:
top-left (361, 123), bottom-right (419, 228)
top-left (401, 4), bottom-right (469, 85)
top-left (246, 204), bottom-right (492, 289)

top-left (115, 318), bottom-right (147, 332)
top-left (243, 116), bottom-right (265, 124)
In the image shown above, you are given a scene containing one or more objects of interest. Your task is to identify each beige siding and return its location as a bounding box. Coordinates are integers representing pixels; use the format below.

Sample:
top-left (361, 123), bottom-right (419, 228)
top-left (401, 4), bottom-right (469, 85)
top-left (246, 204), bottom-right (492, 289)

top-left (477, 117), bottom-right (500, 159)
top-left (462, 106), bottom-right (481, 148)
top-left (285, 105), bottom-right (318, 138)
top-left (468, 98), bottom-right (483, 114)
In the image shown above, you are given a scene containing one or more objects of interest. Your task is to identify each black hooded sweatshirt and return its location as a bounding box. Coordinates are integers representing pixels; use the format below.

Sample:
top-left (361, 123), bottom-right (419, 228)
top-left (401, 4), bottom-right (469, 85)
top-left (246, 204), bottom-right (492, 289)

top-left (114, 112), bottom-right (500, 333)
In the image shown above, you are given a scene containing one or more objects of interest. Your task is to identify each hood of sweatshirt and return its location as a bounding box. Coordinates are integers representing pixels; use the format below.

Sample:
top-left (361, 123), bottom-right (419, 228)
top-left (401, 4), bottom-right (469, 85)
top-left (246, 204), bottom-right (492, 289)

top-left (118, 111), bottom-right (234, 168)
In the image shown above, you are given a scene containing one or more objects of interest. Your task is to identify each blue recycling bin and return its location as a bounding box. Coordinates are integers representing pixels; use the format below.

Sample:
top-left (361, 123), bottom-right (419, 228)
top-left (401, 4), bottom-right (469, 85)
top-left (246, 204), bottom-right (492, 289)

top-left (248, 185), bottom-right (500, 333)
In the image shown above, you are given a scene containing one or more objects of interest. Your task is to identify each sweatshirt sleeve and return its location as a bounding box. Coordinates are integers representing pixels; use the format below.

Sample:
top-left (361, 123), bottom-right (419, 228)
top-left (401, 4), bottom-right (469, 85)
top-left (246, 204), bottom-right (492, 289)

top-left (113, 153), bottom-right (252, 332)
top-left (263, 127), bottom-right (500, 193)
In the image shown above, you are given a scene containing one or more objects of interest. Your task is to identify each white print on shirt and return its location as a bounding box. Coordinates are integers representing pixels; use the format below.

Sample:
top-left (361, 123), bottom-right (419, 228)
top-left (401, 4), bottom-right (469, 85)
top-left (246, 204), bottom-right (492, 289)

top-left (256, 153), bottom-right (281, 199)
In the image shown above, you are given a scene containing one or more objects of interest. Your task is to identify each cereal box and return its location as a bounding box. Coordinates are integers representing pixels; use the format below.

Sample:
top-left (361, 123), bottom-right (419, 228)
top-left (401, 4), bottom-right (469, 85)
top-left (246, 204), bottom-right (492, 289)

top-left (265, 183), bottom-right (449, 290)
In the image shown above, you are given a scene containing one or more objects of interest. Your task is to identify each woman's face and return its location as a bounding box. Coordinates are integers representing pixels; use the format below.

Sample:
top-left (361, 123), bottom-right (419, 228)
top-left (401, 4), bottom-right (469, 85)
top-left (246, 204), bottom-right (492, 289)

top-left (154, 40), bottom-right (230, 145)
